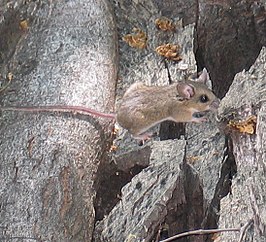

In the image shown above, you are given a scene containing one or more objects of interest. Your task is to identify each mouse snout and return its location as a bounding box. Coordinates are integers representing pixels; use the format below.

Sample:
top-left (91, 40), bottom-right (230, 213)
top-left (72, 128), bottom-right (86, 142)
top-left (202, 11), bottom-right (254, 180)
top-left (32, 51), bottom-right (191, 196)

top-left (210, 98), bottom-right (220, 110)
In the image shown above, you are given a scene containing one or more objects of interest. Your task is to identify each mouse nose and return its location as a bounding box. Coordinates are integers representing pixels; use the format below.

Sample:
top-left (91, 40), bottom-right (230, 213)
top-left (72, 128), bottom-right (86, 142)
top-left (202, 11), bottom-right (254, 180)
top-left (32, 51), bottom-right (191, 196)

top-left (210, 98), bottom-right (220, 109)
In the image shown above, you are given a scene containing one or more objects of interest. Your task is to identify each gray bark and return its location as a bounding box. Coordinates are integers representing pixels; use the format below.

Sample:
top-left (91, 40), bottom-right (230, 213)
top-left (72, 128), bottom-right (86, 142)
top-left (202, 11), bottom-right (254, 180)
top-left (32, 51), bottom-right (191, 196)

top-left (217, 47), bottom-right (266, 242)
top-left (1, 0), bottom-right (266, 242)
top-left (94, 0), bottom-right (266, 242)
top-left (95, 140), bottom-right (187, 241)
top-left (0, 0), bottom-right (117, 241)
top-left (94, 1), bottom-right (225, 241)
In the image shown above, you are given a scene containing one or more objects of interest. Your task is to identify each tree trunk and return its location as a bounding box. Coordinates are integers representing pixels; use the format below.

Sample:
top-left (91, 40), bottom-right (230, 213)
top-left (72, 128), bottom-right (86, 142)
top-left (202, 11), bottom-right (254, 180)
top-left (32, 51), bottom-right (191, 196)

top-left (0, 0), bottom-right (117, 241)
top-left (217, 46), bottom-right (266, 242)
top-left (93, 0), bottom-right (266, 241)
top-left (1, 0), bottom-right (266, 242)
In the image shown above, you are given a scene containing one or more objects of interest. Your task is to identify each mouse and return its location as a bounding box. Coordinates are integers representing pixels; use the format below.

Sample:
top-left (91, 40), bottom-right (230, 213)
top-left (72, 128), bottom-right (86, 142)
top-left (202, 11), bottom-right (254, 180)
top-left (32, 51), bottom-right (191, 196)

top-left (0, 68), bottom-right (219, 139)
top-left (116, 68), bottom-right (219, 139)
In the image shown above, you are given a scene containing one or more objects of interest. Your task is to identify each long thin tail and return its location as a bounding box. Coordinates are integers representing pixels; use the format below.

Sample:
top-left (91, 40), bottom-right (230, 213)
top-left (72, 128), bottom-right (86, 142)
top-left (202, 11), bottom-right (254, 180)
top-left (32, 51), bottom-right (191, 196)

top-left (0, 105), bottom-right (116, 119)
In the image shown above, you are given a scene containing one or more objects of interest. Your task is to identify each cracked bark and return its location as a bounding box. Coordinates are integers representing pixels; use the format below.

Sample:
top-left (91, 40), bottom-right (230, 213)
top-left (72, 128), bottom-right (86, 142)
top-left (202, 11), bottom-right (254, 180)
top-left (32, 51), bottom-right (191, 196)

top-left (0, 0), bottom-right (117, 241)
top-left (1, 0), bottom-right (266, 242)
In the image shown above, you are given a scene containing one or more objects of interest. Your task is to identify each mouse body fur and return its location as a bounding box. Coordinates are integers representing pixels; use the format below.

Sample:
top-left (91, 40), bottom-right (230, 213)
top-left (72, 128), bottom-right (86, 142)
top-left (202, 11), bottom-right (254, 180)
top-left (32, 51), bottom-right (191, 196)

top-left (116, 70), bottom-right (219, 138)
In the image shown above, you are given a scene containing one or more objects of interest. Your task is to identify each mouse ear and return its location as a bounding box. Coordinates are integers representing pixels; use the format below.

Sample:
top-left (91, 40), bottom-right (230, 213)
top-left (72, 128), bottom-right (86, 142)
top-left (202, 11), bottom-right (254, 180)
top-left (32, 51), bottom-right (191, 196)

top-left (197, 68), bottom-right (210, 84)
top-left (177, 83), bottom-right (195, 99)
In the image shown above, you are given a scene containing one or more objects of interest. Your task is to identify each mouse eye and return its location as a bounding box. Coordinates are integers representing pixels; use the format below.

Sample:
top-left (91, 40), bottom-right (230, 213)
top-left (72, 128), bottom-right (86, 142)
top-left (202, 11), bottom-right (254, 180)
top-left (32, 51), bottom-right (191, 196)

top-left (200, 95), bottom-right (209, 103)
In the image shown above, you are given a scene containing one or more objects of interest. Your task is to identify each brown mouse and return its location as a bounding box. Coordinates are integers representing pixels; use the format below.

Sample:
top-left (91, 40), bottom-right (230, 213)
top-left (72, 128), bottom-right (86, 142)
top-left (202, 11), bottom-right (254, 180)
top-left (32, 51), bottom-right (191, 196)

top-left (116, 68), bottom-right (219, 139)
top-left (0, 68), bottom-right (219, 139)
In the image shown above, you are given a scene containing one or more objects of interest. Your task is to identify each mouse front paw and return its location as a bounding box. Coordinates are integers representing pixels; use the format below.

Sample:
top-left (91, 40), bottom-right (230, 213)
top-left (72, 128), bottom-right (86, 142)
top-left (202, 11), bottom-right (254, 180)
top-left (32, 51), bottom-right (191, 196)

top-left (192, 112), bottom-right (208, 123)
top-left (192, 117), bottom-right (208, 123)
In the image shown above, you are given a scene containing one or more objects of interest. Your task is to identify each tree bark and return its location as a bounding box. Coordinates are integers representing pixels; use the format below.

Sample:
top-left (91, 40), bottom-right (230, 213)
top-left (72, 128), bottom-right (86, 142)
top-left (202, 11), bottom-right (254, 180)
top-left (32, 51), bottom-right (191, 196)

top-left (0, 0), bottom-right (117, 241)
top-left (94, 1), bottom-right (266, 241)
top-left (217, 46), bottom-right (266, 242)
top-left (1, 0), bottom-right (266, 242)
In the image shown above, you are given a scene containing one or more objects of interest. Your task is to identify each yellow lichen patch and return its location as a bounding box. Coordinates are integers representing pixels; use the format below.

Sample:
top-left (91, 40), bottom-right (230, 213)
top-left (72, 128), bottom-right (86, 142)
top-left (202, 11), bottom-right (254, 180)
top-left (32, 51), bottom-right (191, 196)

top-left (109, 145), bottom-right (118, 152)
top-left (112, 125), bottom-right (119, 135)
top-left (155, 17), bottom-right (176, 31)
top-left (125, 234), bottom-right (137, 242)
top-left (212, 232), bottom-right (220, 241)
top-left (0, 72), bottom-right (13, 93)
top-left (227, 115), bottom-right (257, 134)
top-left (19, 19), bottom-right (29, 30)
top-left (122, 28), bottom-right (147, 49)
top-left (155, 43), bottom-right (182, 61)
top-left (187, 156), bottom-right (200, 164)
top-left (7, 72), bottom-right (13, 81)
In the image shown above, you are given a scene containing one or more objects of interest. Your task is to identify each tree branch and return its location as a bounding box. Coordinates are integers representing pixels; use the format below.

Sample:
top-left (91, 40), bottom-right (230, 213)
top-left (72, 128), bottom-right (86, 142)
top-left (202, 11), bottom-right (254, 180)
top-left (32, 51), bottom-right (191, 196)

top-left (159, 219), bottom-right (253, 242)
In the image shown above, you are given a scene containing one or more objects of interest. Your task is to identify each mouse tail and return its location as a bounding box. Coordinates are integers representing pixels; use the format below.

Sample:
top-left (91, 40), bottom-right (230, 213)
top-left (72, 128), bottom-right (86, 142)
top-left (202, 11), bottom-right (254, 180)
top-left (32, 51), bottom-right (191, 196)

top-left (0, 105), bottom-right (116, 119)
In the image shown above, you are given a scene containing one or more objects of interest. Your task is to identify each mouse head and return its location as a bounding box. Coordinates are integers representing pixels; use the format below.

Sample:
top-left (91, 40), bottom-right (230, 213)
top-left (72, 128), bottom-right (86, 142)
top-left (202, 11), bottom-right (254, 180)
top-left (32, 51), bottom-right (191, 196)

top-left (177, 68), bottom-right (219, 112)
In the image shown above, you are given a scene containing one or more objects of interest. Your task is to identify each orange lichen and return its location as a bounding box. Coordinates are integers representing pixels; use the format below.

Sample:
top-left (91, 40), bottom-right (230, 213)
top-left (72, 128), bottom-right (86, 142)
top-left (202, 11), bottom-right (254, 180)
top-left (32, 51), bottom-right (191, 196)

top-left (227, 115), bottom-right (257, 134)
top-left (112, 126), bottom-right (119, 135)
top-left (155, 43), bottom-right (182, 61)
top-left (211, 232), bottom-right (220, 241)
top-left (122, 28), bottom-right (147, 49)
top-left (109, 145), bottom-right (118, 152)
top-left (155, 17), bottom-right (176, 31)
top-left (187, 156), bottom-right (200, 164)
top-left (0, 72), bottom-right (13, 93)
top-left (7, 72), bottom-right (13, 81)
top-left (20, 19), bottom-right (29, 30)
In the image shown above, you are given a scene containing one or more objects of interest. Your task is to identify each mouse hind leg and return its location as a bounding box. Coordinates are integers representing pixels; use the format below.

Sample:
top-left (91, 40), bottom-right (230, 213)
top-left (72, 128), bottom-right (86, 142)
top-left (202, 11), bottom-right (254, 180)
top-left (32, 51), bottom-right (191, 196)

top-left (132, 131), bottom-right (159, 146)
top-left (133, 132), bottom-right (154, 140)
top-left (133, 132), bottom-right (154, 146)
